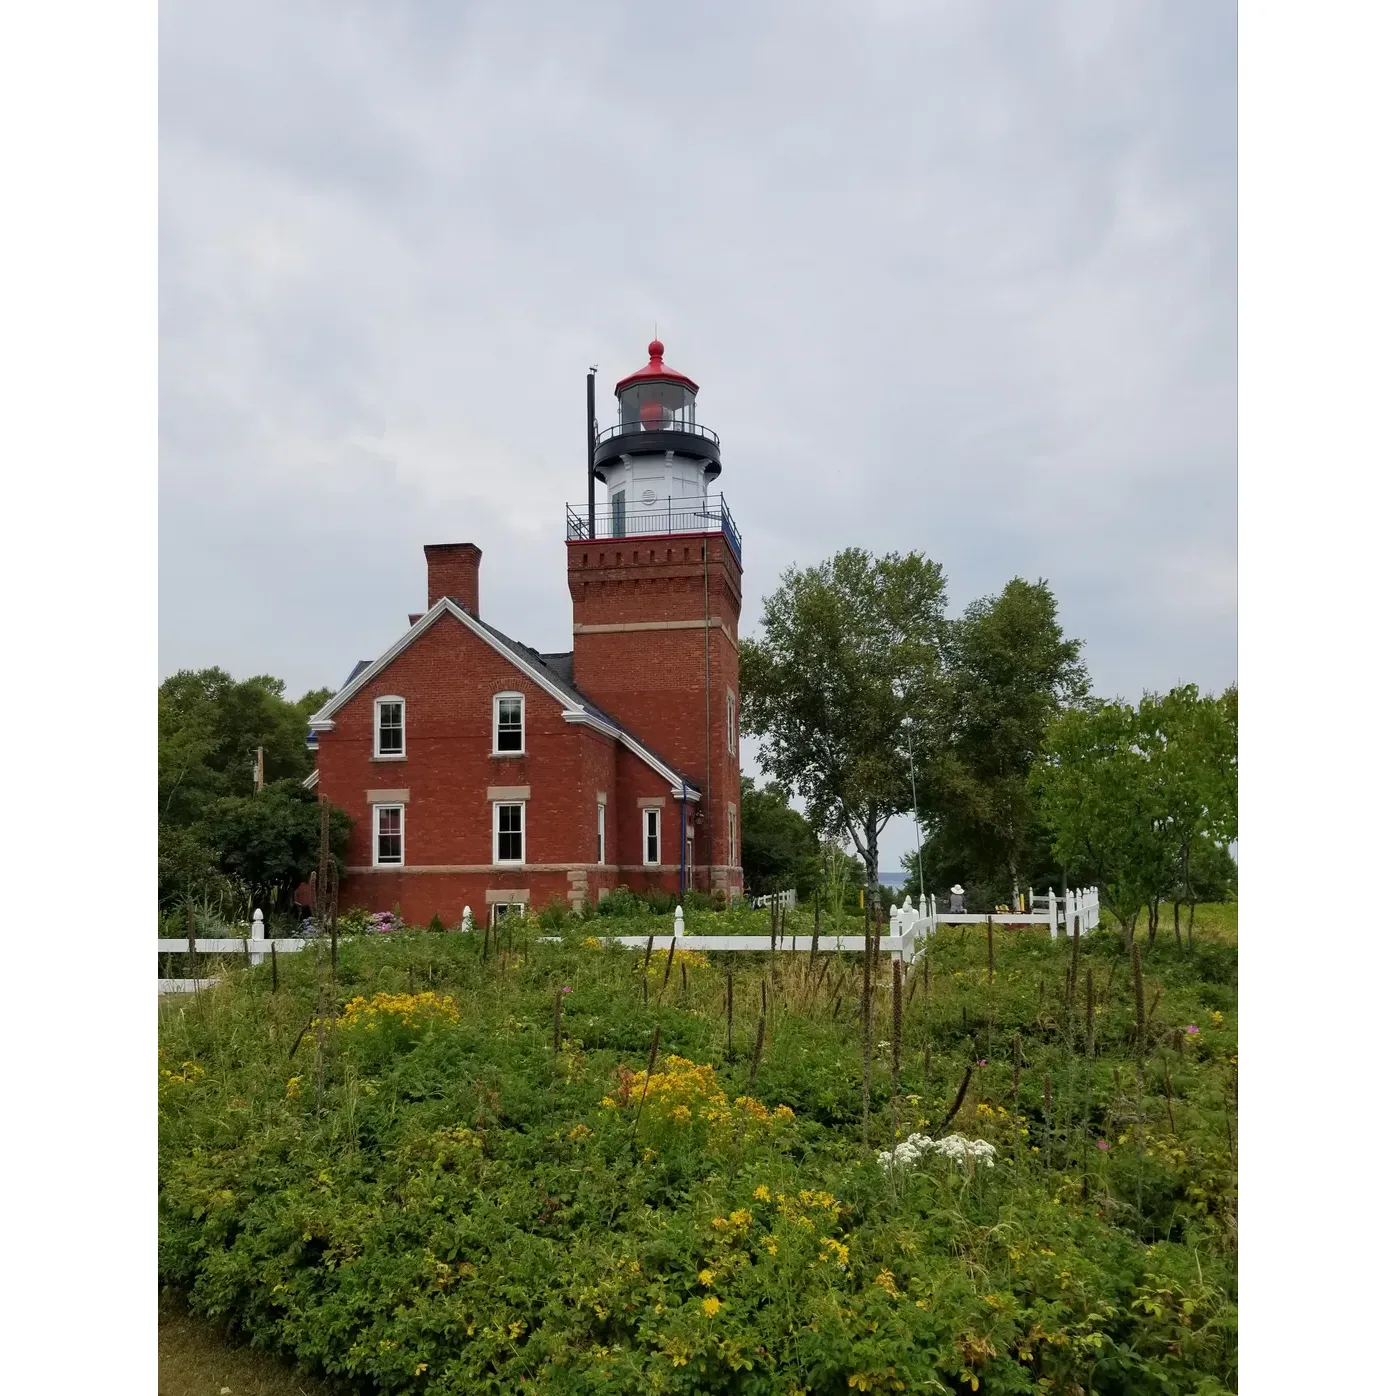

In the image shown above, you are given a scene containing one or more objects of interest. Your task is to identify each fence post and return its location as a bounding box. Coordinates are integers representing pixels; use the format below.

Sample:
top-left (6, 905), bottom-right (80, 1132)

top-left (250, 908), bottom-right (266, 966)
top-left (1047, 887), bottom-right (1057, 941)
top-left (461, 905), bottom-right (473, 933)
top-left (929, 892), bottom-right (938, 939)
top-left (918, 892), bottom-right (928, 920)
top-left (674, 903), bottom-right (686, 939)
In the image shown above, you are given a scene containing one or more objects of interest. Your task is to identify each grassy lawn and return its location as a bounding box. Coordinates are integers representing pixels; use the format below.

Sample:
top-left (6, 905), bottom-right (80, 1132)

top-left (159, 905), bottom-right (1237, 1394)
top-left (160, 1293), bottom-right (341, 1395)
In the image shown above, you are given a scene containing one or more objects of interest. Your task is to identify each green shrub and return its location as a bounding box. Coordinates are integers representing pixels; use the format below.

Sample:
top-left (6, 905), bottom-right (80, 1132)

top-left (160, 910), bottom-right (1238, 1393)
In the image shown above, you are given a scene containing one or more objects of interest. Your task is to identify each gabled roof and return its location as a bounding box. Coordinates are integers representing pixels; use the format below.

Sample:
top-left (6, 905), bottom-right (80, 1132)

top-left (307, 598), bottom-right (701, 801)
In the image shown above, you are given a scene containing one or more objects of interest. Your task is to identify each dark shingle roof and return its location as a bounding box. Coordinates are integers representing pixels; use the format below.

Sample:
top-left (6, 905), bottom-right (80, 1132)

top-left (471, 615), bottom-right (699, 796)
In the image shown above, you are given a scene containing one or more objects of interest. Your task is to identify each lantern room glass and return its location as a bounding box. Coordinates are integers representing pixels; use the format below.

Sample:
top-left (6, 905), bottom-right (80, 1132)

top-left (618, 380), bottom-right (696, 432)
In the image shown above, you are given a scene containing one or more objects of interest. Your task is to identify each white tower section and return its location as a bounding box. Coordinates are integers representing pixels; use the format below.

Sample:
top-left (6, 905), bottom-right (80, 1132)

top-left (592, 340), bottom-right (723, 538)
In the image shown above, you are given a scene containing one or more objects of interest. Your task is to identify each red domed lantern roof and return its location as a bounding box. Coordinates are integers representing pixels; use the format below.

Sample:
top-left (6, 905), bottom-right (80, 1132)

top-left (615, 338), bottom-right (700, 396)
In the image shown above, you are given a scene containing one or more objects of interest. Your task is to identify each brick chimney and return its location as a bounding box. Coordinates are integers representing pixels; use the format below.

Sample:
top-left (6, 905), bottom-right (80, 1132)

top-left (424, 543), bottom-right (482, 615)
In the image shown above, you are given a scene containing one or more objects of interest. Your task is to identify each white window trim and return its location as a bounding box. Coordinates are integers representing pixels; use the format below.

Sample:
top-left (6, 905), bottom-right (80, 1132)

top-left (597, 801), bottom-right (606, 865)
top-left (374, 696), bottom-right (406, 759)
top-left (725, 689), bottom-right (737, 756)
top-left (728, 804), bottom-right (738, 865)
top-left (643, 806), bottom-right (661, 866)
top-left (372, 802), bottom-right (405, 867)
top-left (493, 691), bottom-right (526, 755)
top-left (491, 902), bottom-right (526, 925)
top-left (493, 800), bottom-right (526, 865)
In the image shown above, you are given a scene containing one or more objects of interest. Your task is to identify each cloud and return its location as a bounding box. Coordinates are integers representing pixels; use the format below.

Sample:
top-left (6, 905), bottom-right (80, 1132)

top-left (160, 0), bottom-right (1237, 859)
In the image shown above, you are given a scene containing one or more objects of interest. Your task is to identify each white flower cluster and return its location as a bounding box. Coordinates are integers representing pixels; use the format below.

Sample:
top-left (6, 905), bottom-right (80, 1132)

top-left (877, 1132), bottom-right (996, 1172)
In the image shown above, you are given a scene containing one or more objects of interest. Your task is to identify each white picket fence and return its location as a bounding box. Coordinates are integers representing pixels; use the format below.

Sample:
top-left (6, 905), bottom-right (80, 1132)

top-left (158, 890), bottom-right (1102, 992)
top-left (751, 889), bottom-right (798, 910)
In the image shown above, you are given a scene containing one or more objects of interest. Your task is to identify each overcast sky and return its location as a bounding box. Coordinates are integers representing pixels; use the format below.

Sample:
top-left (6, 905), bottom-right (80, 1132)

top-left (159, 0), bottom-right (1236, 868)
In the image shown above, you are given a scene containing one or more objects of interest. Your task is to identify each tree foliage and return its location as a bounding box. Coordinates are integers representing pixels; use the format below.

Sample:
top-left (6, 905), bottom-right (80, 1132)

top-left (905, 578), bottom-right (1088, 903)
top-left (199, 780), bottom-right (351, 914)
top-left (739, 777), bottom-right (821, 899)
top-left (739, 549), bottom-right (950, 891)
top-left (1030, 685), bottom-right (1237, 947)
top-left (157, 667), bottom-right (343, 911)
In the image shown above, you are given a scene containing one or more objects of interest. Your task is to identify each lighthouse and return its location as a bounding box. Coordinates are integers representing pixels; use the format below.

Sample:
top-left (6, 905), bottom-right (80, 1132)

top-left (567, 339), bottom-right (744, 897)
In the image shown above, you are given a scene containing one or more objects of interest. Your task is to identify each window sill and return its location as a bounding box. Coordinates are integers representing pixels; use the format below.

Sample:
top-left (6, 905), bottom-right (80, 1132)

top-left (490, 750), bottom-right (527, 759)
top-left (372, 862), bottom-right (404, 869)
top-left (493, 861), bottom-right (525, 868)
top-left (372, 754), bottom-right (407, 762)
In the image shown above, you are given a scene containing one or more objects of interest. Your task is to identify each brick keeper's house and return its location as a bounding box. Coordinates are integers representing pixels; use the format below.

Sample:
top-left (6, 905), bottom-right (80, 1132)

top-left (305, 341), bottom-right (744, 926)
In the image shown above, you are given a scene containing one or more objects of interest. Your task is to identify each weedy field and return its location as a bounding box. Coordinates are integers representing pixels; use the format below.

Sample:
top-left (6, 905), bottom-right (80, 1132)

top-left (158, 903), bottom-right (1237, 1395)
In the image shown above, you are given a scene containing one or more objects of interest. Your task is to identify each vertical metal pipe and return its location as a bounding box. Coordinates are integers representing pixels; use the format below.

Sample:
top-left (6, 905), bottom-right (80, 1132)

top-left (586, 369), bottom-right (596, 538)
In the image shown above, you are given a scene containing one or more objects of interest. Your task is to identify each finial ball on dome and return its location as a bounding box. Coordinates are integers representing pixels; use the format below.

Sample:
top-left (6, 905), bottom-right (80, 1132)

top-left (648, 338), bottom-right (664, 360)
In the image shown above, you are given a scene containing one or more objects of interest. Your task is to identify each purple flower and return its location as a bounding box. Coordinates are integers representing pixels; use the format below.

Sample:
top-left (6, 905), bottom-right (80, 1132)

top-left (1096, 1139), bottom-right (1110, 1151)
top-left (1184, 1025), bottom-right (1201, 1035)
top-left (975, 1059), bottom-right (988, 1067)
top-left (561, 986), bottom-right (573, 995)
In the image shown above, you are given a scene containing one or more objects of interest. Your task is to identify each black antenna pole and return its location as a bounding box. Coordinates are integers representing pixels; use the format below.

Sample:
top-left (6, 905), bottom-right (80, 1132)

top-left (586, 368), bottom-right (596, 539)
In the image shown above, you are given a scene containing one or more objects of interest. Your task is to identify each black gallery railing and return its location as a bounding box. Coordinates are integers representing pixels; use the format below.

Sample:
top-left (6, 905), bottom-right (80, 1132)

top-left (565, 493), bottom-right (742, 564)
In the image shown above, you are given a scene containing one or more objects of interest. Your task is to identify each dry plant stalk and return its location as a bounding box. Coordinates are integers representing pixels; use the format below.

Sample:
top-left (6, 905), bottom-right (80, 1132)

top-left (659, 937), bottom-right (677, 999)
top-left (270, 943), bottom-right (279, 994)
top-left (631, 1025), bottom-right (663, 1146)
top-left (1043, 1073), bottom-right (1054, 1169)
top-left (328, 859), bottom-right (340, 979)
top-left (1085, 969), bottom-right (1096, 1057)
top-left (809, 895), bottom-right (821, 978)
top-left (923, 1043), bottom-right (932, 1087)
top-left (725, 965), bottom-right (734, 1059)
top-left (1132, 944), bottom-right (1147, 1063)
top-left (940, 1064), bottom-right (973, 1135)
top-left (987, 915), bottom-right (995, 984)
top-left (1068, 923), bottom-right (1081, 1007)
top-left (891, 958), bottom-right (903, 1096)
top-left (1146, 987), bottom-right (1163, 1024)
top-left (861, 899), bottom-right (874, 1147)
top-left (642, 934), bottom-right (654, 1006)
top-left (681, 961), bottom-right (688, 997)
top-left (749, 1012), bottom-right (767, 1086)
top-left (1163, 1062), bottom-right (1176, 1132)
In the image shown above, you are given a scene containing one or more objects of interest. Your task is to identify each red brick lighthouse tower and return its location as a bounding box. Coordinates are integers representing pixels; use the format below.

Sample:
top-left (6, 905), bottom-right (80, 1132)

top-left (566, 341), bottom-right (744, 898)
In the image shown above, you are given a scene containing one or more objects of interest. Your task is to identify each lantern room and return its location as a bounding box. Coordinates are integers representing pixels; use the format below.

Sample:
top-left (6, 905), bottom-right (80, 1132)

top-left (616, 340), bottom-right (699, 432)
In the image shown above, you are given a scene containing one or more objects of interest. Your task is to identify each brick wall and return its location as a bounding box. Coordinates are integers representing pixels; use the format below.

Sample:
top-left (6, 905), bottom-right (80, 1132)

top-left (568, 530), bottom-right (743, 897)
top-left (315, 608), bottom-right (699, 924)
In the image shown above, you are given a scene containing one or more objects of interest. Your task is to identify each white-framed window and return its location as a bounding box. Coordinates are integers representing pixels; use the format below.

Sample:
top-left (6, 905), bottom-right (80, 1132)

top-left (494, 801), bottom-right (525, 864)
top-left (597, 801), bottom-right (606, 864)
top-left (725, 689), bottom-right (737, 756)
top-left (374, 697), bottom-right (405, 758)
top-left (491, 901), bottom-right (526, 926)
top-left (373, 803), bottom-right (404, 866)
top-left (728, 805), bottom-right (738, 866)
top-left (643, 807), bottom-right (661, 866)
top-left (494, 693), bottom-right (524, 753)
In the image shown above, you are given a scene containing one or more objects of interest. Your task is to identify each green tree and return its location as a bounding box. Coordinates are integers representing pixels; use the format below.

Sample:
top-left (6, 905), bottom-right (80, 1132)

top-left (904, 578), bottom-right (1087, 905)
top-left (159, 668), bottom-right (322, 827)
top-left (1030, 699), bottom-right (1172, 947)
top-left (739, 776), bottom-right (821, 899)
top-left (199, 780), bottom-right (352, 914)
top-left (740, 549), bottom-right (950, 898)
top-left (1031, 685), bottom-right (1238, 949)
top-left (1139, 684), bottom-right (1238, 947)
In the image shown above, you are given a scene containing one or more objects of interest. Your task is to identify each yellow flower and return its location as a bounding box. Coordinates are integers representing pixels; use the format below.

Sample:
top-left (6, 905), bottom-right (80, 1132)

top-left (698, 1268), bottom-right (716, 1286)
top-left (819, 1238), bottom-right (850, 1268)
top-left (285, 1076), bottom-right (301, 1098)
top-left (712, 1217), bottom-right (729, 1230)
top-left (1211, 1009), bottom-right (1225, 1025)
top-left (762, 1236), bottom-right (779, 1256)
top-left (582, 936), bottom-right (604, 950)
top-left (414, 1363), bottom-right (428, 1376)
top-left (509, 1321), bottom-right (525, 1339)
top-left (874, 1269), bottom-right (899, 1296)
top-left (568, 1123), bottom-right (593, 1141)
top-left (772, 1104), bottom-right (796, 1123)
top-left (729, 1208), bottom-right (754, 1229)
top-left (701, 1297), bottom-right (721, 1318)
top-left (753, 1185), bottom-right (772, 1203)
top-left (671, 1104), bottom-right (693, 1123)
